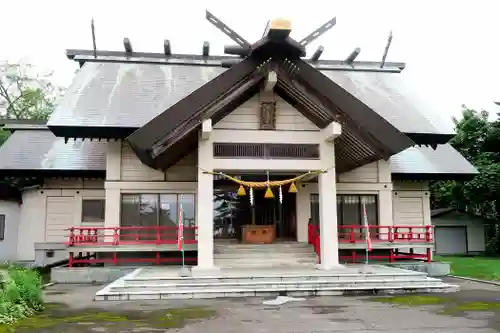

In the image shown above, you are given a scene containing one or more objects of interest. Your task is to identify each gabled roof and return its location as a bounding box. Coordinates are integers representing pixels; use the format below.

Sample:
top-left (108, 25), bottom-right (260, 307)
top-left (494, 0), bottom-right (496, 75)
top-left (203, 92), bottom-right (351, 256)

top-left (321, 71), bottom-right (455, 144)
top-left (0, 125), bottom-right (106, 178)
top-left (391, 144), bottom-right (478, 180)
top-left (48, 60), bottom-right (453, 145)
top-left (48, 62), bottom-right (225, 138)
top-left (123, 34), bottom-right (413, 171)
top-left (431, 208), bottom-right (499, 224)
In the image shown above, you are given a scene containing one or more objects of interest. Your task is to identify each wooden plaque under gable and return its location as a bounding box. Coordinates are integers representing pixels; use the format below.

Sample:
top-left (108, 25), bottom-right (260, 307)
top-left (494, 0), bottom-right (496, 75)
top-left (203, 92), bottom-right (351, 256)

top-left (260, 101), bottom-right (276, 130)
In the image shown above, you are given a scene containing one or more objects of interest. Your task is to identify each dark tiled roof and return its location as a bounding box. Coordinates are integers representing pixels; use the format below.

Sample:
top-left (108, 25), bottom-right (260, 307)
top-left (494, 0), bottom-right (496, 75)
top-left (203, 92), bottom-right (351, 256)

top-left (47, 62), bottom-right (455, 136)
top-left (0, 128), bottom-right (106, 171)
top-left (48, 62), bottom-right (225, 128)
top-left (390, 144), bottom-right (477, 175)
top-left (320, 71), bottom-right (455, 136)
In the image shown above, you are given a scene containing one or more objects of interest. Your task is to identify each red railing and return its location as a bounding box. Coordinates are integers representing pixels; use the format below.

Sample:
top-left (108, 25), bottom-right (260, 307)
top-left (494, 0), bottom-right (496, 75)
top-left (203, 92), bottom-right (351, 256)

top-left (308, 224), bottom-right (434, 263)
top-left (66, 226), bottom-right (198, 267)
top-left (66, 225), bottom-right (434, 267)
top-left (66, 226), bottom-right (198, 247)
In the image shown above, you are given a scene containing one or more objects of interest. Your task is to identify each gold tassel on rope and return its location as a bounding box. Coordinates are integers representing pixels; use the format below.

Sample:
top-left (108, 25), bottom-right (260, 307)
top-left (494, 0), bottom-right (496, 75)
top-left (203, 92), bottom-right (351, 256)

top-left (264, 187), bottom-right (274, 199)
top-left (289, 182), bottom-right (298, 193)
top-left (237, 185), bottom-right (246, 196)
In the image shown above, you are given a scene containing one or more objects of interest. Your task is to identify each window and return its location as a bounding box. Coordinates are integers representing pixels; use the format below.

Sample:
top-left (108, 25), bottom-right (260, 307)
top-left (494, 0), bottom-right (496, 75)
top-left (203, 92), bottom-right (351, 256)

top-left (121, 194), bottom-right (196, 241)
top-left (0, 214), bottom-right (5, 241)
top-left (310, 194), bottom-right (378, 227)
top-left (82, 199), bottom-right (105, 222)
top-left (121, 194), bottom-right (195, 226)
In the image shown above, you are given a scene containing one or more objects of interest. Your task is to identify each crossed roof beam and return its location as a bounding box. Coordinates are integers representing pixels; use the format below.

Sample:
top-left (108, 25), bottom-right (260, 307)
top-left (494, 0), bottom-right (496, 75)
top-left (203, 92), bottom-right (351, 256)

top-left (69, 11), bottom-right (403, 74)
top-left (128, 58), bottom-right (412, 170)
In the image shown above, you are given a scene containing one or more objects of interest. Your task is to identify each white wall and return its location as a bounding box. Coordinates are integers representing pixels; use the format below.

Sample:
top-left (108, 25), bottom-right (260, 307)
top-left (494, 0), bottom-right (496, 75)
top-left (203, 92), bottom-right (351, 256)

top-left (104, 141), bottom-right (198, 230)
top-left (392, 181), bottom-right (431, 226)
top-left (16, 179), bottom-right (105, 261)
top-left (432, 211), bottom-right (486, 253)
top-left (296, 160), bottom-right (393, 242)
top-left (214, 94), bottom-right (318, 131)
top-left (0, 201), bottom-right (20, 262)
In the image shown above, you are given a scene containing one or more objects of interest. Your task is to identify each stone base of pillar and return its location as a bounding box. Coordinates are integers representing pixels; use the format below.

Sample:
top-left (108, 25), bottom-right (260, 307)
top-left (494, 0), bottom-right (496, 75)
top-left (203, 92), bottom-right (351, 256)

top-left (191, 266), bottom-right (221, 277)
top-left (315, 263), bottom-right (345, 271)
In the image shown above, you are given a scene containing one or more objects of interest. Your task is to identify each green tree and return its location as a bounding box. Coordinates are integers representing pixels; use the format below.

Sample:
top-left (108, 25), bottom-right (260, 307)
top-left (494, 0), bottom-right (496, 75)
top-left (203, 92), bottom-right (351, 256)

top-left (431, 105), bottom-right (500, 254)
top-left (0, 61), bottom-right (64, 144)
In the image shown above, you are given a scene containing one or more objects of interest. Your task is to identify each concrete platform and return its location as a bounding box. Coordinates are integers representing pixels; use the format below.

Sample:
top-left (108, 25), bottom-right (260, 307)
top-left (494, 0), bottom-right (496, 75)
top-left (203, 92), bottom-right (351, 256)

top-left (51, 266), bottom-right (137, 284)
top-left (95, 264), bottom-right (458, 301)
top-left (385, 261), bottom-right (451, 277)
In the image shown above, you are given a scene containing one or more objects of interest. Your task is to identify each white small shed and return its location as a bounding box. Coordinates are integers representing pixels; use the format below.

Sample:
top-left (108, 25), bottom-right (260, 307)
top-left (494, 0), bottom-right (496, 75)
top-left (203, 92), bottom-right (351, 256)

top-left (431, 208), bottom-right (487, 255)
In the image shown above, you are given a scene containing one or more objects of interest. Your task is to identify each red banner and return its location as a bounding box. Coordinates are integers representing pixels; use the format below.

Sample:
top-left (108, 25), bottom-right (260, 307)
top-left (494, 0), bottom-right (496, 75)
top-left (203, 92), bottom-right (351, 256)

top-left (177, 205), bottom-right (184, 251)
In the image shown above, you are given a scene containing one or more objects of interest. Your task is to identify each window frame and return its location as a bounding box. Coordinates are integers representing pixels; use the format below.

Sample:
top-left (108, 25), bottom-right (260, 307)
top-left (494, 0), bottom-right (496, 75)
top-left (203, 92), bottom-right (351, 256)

top-left (310, 193), bottom-right (379, 226)
top-left (81, 199), bottom-right (106, 223)
top-left (0, 214), bottom-right (5, 241)
top-left (120, 193), bottom-right (196, 227)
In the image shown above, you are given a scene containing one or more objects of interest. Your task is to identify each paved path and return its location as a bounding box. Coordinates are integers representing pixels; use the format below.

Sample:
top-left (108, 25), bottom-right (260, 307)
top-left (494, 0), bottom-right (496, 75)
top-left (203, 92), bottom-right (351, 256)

top-left (6, 277), bottom-right (500, 332)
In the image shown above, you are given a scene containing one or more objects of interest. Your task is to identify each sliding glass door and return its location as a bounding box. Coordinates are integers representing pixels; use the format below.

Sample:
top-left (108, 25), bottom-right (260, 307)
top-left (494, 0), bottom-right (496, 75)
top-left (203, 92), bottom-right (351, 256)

top-left (121, 193), bottom-right (195, 241)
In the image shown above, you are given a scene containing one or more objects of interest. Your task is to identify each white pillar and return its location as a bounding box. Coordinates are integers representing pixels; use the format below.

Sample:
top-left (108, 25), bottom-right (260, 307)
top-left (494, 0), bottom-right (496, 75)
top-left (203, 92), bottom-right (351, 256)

top-left (378, 187), bottom-right (393, 240)
top-left (318, 167), bottom-right (340, 269)
top-left (103, 187), bottom-right (121, 240)
top-left (317, 123), bottom-right (341, 270)
top-left (196, 170), bottom-right (215, 268)
top-left (195, 133), bottom-right (216, 270)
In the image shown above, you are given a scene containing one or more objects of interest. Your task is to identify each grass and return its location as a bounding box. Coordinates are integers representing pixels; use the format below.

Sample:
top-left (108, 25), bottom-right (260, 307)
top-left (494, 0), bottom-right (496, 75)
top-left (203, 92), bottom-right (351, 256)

top-left (370, 295), bottom-right (448, 306)
top-left (0, 265), bottom-right (44, 324)
top-left (434, 255), bottom-right (500, 281)
top-left (0, 303), bottom-right (216, 333)
top-left (370, 295), bottom-right (500, 315)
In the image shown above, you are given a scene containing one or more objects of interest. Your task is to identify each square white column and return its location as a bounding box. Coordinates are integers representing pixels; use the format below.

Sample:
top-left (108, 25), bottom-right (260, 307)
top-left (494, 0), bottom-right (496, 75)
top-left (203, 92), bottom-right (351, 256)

top-left (317, 132), bottom-right (340, 270)
top-left (318, 168), bottom-right (340, 269)
top-left (195, 131), bottom-right (216, 271)
top-left (103, 187), bottom-right (121, 239)
top-left (196, 168), bottom-right (215, 269)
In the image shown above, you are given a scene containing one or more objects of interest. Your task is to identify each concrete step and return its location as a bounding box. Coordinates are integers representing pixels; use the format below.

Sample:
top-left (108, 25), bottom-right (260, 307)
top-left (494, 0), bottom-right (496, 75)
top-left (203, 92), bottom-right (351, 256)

top-left (215, 253), bottom-right (316, 260)
top-left (215, 260), bottom-right (315, 267)
top-left (95, 265), bottom-right (459, 300)
top-left (111, 278), bottom-right (446, 293)
top-left (122, 272), bottom-right (434, 286)
top-left (97, 281), bottom-right (458, 300)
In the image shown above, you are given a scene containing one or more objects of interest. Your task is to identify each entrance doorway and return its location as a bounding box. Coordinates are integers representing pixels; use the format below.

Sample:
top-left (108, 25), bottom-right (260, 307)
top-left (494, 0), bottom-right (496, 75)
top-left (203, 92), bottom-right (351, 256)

top-left (213, 175), bottom-right (297, 241)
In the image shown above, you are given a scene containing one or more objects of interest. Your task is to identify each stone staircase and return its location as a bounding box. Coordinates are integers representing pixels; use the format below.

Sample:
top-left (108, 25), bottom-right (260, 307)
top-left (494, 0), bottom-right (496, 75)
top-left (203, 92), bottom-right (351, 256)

top-left (214, 242), bottom-right (317, 268)
top-left (95, 264), bottom-right (458, 301)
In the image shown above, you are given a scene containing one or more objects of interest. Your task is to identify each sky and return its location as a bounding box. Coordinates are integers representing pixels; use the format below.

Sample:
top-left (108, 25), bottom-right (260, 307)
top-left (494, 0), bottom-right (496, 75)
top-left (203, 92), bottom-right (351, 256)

top-left (2, 0), bottom-right (500, 121)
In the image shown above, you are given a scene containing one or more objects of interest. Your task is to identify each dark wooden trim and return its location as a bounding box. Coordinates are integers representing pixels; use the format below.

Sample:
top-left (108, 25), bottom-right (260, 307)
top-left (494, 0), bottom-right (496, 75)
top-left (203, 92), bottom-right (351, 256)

top-left (392, 173), bottom-right (476, 181)
top-left (406, 133), bottom-right (454, 146)
top-left (0, 183), bottom-right (22, 202)
top-left (68, 49), bottom-right (404, 73)
top-left (150, 70), bottom-right (268, 160)
top-left (0, 169), bottom-right (105, 179)
top-left (127, 56), bottom-right (261, 161)
top-left (48, 125), bottom-right (135, 140)
top-left (126, 36), bottom-right (413, 170)
top-left (149, 74), bottom-right (266, 169)
top-left (290, 58), bottom-right (414, 157)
